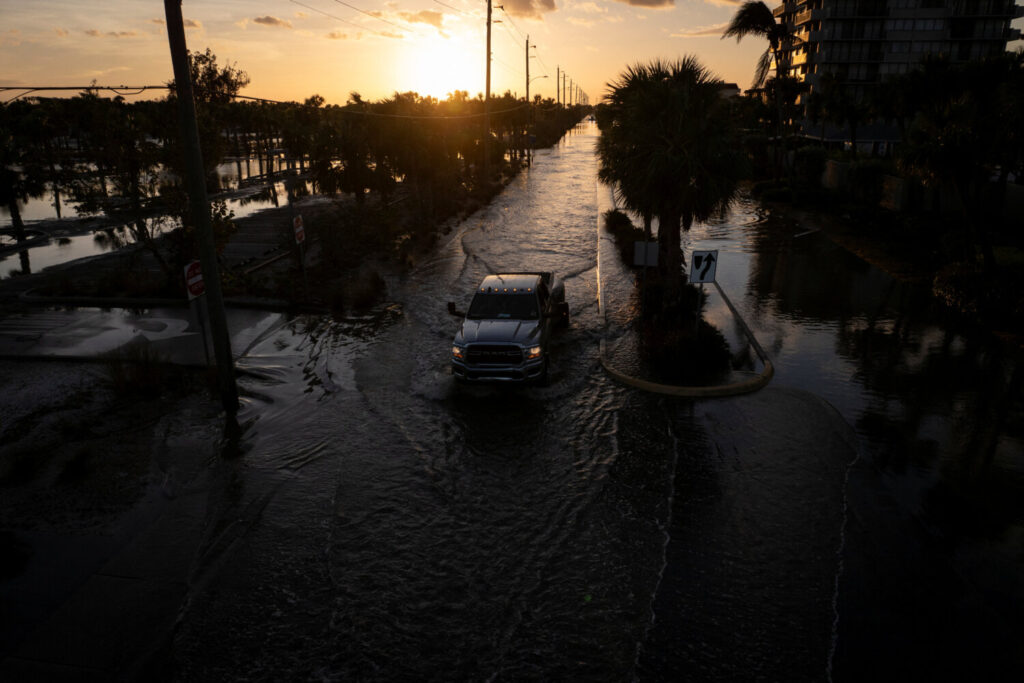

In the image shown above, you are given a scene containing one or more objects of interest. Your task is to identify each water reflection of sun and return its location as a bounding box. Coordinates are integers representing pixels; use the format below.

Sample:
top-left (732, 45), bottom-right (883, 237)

top-left (400, 36), bottom-right (482, 100)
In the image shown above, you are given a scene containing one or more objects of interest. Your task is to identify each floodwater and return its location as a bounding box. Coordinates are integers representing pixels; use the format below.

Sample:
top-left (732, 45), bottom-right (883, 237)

top-left (161, 121), bottom-right (1022, 680)
top-left (0, 159), bottom-right (299, 278)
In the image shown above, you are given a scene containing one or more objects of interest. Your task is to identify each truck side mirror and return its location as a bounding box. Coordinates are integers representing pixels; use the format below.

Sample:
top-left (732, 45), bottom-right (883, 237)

top-left (447, 302), bottom-right (464, 317)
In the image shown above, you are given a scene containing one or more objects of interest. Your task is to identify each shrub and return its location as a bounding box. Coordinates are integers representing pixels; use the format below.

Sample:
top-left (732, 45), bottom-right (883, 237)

top-left (603, 209), bottom-right (646, 266)
top-left (848, 159), bottom-right (892, 206)
top-left (793, 146), bottom-right (827, 188)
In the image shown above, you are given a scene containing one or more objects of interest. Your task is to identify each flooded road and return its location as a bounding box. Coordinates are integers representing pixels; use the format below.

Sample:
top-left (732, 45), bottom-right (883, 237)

top-left (167, 123), bottom-right (1022, 681)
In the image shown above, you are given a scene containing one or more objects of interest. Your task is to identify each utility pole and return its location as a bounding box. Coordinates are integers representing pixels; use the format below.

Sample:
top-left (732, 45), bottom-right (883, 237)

top-left (484, 0), bottom-right (492, 182)
top-left (569, 79), bottom-right (574, 106)
top-left (525, 36), bottom-right (530, 105)
top-left (556, 66), bottom-right (560, 106)
top-left (163, 0), bottom-right (239, 418)
top-left (524, 35), bottom-right (529, 161)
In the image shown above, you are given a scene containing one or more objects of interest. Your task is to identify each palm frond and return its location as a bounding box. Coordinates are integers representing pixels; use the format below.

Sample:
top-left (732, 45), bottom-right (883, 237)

top-left (722, 1), bottom-right (776, 42)
top-left (753, 50), bottom-right (772, 89)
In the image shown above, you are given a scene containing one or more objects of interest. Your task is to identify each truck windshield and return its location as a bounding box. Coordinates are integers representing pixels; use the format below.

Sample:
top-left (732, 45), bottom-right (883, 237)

top-left (467, 293), bottom-right (539, 320)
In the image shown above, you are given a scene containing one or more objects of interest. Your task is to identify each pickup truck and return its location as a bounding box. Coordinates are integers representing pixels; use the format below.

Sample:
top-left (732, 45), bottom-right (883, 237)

top-left (448, 272), bottom-right (569, 384)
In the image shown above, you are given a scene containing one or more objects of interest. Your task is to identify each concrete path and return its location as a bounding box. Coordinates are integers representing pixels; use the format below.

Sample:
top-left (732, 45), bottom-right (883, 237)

top-left (0, 306), bottom-right (285, 366)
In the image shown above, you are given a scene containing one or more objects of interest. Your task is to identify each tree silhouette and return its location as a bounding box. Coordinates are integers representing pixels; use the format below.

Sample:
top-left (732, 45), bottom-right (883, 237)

top-left (723, 1), bottom-right (799, 178)
top-left (597, 57), bottom-right (746, 313)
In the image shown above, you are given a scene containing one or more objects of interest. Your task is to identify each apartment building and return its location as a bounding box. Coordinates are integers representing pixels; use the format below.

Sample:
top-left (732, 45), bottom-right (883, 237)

top-left (773, 0), bottom-right (1023, 143)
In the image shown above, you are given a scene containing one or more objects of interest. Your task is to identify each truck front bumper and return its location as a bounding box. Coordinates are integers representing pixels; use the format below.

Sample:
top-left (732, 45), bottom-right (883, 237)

top-left (451, 358), bottom-right (546, 383)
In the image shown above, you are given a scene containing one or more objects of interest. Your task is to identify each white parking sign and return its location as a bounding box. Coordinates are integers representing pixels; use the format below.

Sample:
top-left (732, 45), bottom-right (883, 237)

top-left (689, 250), bottom-right (719, 284)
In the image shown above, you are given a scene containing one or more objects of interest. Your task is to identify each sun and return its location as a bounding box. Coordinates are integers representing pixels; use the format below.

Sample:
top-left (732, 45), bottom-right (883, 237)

top-left (399, 35), bottom-right (482, 100)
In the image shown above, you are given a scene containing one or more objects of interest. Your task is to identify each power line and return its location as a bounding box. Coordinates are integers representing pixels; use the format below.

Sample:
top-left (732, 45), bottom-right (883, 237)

top-left (431, 0), bottom-right (477, 17)
top-left (497, 6), bottom-right (527, 42)
top-left (494, 17), bottom-right (523, 54)
top-left (288, 0), bottom-right (390, 37)
top-left (534, 54), bottom-right (553, 79)
top-left (1, 85), bottom-right (171, 103)
top-left (329, 0), bottom-right (409, 33)
top-left (491, 56), bottom-right (523, 78)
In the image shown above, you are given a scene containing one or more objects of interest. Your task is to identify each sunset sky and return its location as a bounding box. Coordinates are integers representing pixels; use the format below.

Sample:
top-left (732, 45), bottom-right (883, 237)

top-left (3, 1), bottom-right (1023, 106)
top-left (1, 0), bottom-right (780, 105)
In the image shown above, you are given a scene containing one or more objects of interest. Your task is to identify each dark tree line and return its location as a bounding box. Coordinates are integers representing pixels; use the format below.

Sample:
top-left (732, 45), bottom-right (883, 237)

top-left (1, 48), bottom-right (591, 286)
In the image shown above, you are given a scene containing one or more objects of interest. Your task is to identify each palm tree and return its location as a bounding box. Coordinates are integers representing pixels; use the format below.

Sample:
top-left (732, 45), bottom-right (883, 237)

top-left (1, 100), bottom-right (48, 245)
top-left (597, 57), bottom-right (746, 311)
top-left (723, 1), bottom-right (798, 177)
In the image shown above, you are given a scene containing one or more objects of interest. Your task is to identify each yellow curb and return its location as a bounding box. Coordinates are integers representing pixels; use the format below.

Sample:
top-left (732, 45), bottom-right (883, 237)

top-left (599, 281), bottom-right (774, 398)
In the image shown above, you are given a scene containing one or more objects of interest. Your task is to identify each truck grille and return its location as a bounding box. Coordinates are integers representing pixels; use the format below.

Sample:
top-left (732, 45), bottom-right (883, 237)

top-left (466, 344), bottom-right (523, 365)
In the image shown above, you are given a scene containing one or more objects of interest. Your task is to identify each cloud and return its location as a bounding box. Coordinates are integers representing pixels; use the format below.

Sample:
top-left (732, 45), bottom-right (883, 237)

top-left (87, 30), bottom-right (139, 38)
top-left (610, 0), bottom-right (674, 7)
top-left (0, 29), bottom-right (21, 47)
top-left (571, 2), bottom-right (608, 12)
top-left (500, 0), bottom-right (557, 20)
top-left (326, 31), bottom-right (350, 40)
top-left (295, 12), bottom-right (308, 19)
top-left (253, 16), bottom-right (293, 29)
top-left (379, 31), bottom-right (404, 39)
top-left (55, 28), bottom-right (69, 37)
top-left (81, 66), bottom-right (131, 80)
top-left (184, 19), bottom-right (202, 29)
top-left (703, 0), bottom-right (742, 6)
top-left (398, 10), bottom-right (444, 29)
top-left (671, 22), bottom-right (727, 37)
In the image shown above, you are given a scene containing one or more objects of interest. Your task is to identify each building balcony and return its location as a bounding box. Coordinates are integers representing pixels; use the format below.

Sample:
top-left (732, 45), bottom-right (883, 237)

top-left (793, 7), bottom-right (823, 25)
top-left (791, 52), bottom-right (814, 67)
top-left (773, 3), bottom-right (798, 19)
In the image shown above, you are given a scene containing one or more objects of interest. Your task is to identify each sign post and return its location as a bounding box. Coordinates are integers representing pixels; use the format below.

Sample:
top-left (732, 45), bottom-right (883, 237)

top-left (184, 260), bottom-right (211, 366)
top-left (633, 241), bottom-right (657, 311)
top-left (688, 250), bottom-right (719, 340)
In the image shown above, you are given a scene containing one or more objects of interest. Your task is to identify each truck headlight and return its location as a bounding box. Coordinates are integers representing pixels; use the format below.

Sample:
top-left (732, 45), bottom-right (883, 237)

top-left (452, 345), bottom-right (465, 360)
top-left (526, 345), bottom-right (543, 360)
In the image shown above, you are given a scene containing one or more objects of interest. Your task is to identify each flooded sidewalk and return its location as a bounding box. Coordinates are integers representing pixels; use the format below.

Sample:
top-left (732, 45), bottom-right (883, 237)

top-left (0, 306), bottom-right (285, 366)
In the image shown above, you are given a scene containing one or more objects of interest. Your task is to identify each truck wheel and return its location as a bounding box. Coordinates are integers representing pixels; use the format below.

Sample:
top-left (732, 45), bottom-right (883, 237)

top-left (537, 359), bottom-right (550, 386)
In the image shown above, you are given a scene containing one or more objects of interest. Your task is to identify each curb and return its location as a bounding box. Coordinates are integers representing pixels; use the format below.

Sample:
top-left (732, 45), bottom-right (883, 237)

top-left (13, 288), bottom-right (325, 314)
top-left (596, 204), bottom-right (773, 398)
top-left (597, 283), bottom-right (774, 398)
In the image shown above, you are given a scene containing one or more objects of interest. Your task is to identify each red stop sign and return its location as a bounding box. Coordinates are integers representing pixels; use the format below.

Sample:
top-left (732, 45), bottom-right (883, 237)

top-left (185, 260), bottom-right (205, 299)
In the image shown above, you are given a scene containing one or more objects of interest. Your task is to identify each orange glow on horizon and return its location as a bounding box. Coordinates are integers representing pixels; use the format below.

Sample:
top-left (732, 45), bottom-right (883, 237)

top-left (394, 34), bottom-right (483, 101)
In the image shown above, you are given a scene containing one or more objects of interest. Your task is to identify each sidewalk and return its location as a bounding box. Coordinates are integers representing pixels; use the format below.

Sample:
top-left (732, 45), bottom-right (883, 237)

top-left (0, 305), bottom-right (286, 366)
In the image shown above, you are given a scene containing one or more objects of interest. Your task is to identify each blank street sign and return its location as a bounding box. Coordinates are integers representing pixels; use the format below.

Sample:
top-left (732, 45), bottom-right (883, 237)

top-left (689, 250), bottom-right (719, 284)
